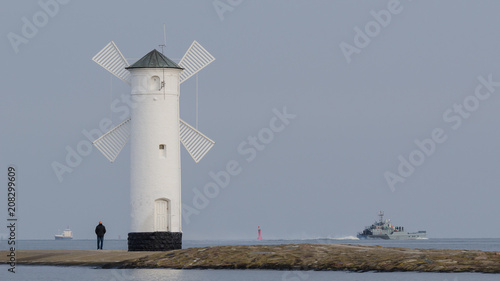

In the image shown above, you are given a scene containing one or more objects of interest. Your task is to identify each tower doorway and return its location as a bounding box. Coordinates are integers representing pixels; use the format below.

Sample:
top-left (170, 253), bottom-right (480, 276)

top-left (154, 199), bottom-right (169, 231)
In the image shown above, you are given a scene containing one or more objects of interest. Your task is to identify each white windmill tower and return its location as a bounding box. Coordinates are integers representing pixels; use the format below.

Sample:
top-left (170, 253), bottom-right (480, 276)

top-left (91, 40), bottom-right (215, 251)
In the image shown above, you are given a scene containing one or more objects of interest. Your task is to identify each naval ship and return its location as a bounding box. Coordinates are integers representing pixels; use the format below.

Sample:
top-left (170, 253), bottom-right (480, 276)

top-left (357, 211), bottom-right (426, 240)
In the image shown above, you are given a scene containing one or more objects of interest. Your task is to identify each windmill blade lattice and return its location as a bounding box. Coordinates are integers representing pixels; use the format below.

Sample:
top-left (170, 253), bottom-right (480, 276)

top-left (92, 118), bottom-right (131, 162)
top-left (179, 119), bottom-right (215, 163)
top-left (92, 41), bottom-right (131, 85)
top-left (179, 40), bottom-right (215, 84)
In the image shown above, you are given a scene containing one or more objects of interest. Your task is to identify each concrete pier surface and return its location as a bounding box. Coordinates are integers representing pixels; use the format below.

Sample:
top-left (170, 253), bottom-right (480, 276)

top-left (2, 244), bottom-right (500, 272)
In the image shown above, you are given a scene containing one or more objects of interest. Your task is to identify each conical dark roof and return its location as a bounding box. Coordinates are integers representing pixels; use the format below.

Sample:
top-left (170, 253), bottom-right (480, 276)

top-left (126, 49), bottom-right (183, 69)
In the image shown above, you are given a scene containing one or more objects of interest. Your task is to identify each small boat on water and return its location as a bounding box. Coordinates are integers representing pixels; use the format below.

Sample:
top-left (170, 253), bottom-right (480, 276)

top-left (357, 211), bottom-right (426, 240)
top-left (54, 228), bottom-right (73, 240)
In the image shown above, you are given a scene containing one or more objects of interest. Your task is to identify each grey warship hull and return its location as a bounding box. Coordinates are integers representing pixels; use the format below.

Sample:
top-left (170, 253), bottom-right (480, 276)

top-left (357, 231), bottom-right (427, 240)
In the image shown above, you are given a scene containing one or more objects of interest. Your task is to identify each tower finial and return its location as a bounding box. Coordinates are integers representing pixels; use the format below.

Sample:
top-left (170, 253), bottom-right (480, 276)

top-left (159, 23), bottom-right (167, 54)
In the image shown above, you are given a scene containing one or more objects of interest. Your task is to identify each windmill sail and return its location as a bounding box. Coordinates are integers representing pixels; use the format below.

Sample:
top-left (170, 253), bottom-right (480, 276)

top-left (92, 118), bottom-right (131, 162)
top-left (178, 40), bottom-right (215, 84)
top-left (179, 119), bottom-right (215, 163)
top-left (92, 41), bottom-right (131, 85)
top-left (91, 41), bottom-right (215, 164)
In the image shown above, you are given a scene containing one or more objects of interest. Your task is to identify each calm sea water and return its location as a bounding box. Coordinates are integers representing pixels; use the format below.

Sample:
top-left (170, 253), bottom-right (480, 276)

top-left (3, 237), bottom-right (500, 251)
top-left (1, 238), bottom-right (499, 280)
top-left (1, 266), bottom-right (499, 281)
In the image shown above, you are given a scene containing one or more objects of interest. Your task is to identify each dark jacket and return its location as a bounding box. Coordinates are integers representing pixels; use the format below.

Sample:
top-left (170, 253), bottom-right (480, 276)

top-left (95, 224), bottom-right (106, 237)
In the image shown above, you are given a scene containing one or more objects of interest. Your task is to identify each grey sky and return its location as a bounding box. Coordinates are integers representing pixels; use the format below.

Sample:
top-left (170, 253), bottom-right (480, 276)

top-left (1, 0), bottom-right (500, 241)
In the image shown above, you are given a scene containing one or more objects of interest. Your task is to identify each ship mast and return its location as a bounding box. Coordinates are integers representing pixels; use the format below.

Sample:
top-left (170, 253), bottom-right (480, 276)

top-left (378, 211), bottom-right (384, 224)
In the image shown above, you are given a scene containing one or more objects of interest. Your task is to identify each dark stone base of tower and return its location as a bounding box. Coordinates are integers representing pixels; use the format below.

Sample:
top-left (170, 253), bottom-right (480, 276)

top-left (128, 232), bottom-right (182, 251)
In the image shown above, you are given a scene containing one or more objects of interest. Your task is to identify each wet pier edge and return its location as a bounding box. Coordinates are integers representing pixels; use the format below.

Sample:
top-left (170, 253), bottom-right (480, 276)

top-left (2, 244), bottom-right (500, 273)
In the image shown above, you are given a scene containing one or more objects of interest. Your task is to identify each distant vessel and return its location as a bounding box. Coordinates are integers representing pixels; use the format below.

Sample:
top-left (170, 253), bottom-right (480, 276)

top-left (54, 228), bottom-right (73, 240)
top-left (357, 211), bottom-right (426, 240)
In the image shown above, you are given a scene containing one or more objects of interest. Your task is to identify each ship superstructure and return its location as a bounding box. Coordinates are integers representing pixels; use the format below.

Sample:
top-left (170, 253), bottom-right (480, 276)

top-left (357, 211), bottom-right (426, 240)
top-left (54, 228), bottom-right (73, 240)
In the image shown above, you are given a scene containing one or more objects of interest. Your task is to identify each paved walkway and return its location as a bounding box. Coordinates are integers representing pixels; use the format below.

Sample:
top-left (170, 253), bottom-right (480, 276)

top-left (2, 250), bottom-right (159, 267)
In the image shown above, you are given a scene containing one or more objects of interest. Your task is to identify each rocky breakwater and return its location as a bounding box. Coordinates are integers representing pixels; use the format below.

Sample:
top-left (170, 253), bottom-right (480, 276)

top-left (3, 244), bottom-right (500, 272)
top-left (120, 244), bottom-right (500, 272)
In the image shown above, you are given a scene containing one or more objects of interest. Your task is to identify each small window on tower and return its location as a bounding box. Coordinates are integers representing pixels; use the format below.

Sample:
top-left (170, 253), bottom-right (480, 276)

top-left (151, 76), bottom-right (161, 91)
top-left (159, 144), bottom-right (166, 158)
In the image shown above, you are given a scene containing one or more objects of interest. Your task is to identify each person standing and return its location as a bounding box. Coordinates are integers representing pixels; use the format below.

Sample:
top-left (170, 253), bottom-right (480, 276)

top-left (95, 221), bottom-right (106, 250)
